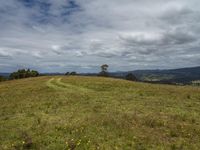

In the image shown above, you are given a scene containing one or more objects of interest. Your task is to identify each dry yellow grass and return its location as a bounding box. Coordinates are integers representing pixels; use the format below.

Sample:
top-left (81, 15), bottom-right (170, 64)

top-left (0, 76), bottom-right (200, 149)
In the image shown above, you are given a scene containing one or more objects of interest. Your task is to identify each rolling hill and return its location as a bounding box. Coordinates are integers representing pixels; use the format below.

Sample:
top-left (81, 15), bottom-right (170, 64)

top-left (111, 66), bottom-right (200, 84)
top-left (0, 76), bottom-right (200, 149)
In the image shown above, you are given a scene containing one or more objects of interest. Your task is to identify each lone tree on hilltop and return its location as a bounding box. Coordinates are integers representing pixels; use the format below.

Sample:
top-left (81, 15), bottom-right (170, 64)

top-left (99, 64), bottom-right (109, 77)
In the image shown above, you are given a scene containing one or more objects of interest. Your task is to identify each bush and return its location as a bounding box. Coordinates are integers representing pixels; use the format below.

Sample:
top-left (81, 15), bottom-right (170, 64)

top-left (125, 73), bottom-right (137, 81)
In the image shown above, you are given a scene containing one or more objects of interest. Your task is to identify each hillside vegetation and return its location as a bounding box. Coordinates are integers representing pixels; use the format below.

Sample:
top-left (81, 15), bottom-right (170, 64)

top-left (0, 76), bottom-right (200, 150)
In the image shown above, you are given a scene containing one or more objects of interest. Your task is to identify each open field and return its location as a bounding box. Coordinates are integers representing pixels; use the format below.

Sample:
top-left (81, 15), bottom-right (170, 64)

top-left (0, 76), bottom-right (200, 150)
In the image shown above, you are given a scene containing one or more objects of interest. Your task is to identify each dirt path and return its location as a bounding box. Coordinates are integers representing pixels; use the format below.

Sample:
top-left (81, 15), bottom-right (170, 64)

top-left (46, 77), bottom-right (93, 92)
top-left (46, 78), bottom-right (64, 90)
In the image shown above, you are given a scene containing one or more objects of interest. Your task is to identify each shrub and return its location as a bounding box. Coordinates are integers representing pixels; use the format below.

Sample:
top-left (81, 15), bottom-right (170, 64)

top-left (125, 73), bottom-right (137, 81)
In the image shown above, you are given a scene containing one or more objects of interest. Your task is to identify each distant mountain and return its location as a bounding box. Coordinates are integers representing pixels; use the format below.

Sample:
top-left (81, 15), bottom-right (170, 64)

top-left (0, 73), bottom-right (10, 78)
top-left (1, 66), bottom-right (200, 85)
top-left (111, 66), bottom-right (200, 84)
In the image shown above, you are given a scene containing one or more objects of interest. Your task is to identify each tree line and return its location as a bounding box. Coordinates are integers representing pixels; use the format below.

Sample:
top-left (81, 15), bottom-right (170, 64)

top-left (9, 69), bottom-right (39, 80)
top-left (65, 72), bottom-right (77, 76)
top-left (0, 69), bottom-right (40, 82)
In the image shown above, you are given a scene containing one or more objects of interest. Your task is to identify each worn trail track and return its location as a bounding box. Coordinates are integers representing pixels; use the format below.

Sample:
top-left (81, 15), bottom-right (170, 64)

top-left (46, 77), bottom-right (93, 93)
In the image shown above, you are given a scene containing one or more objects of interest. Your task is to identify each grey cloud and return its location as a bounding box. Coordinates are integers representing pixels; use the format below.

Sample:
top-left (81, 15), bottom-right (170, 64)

top-left (0, 54), bottom-right (12, 59)
top-left (0, 0), bottom-right (200, 72)
top-left (162, 30), bottom-right (196, 45)
top-left (119, 29), bottom-right (196, 47)
top-left (160, 7), bottom-right (194, 25)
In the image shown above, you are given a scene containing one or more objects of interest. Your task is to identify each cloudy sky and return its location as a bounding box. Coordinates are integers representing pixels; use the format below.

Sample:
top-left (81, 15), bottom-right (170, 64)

top-left (0, 0), bottom-right (200, 73)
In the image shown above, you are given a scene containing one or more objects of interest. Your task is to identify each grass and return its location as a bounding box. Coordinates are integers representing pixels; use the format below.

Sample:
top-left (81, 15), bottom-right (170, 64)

top-left (0, 76), bottom-right (200, 149)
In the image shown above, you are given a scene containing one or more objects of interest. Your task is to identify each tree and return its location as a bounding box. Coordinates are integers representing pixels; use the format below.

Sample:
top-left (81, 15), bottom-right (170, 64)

top-left (125, 73), bottom-right (137, 81)
top-left (101, 64), bottom-right (108, 72)
top-left (30, 70), bottom-right (39, 77)
top-left (99, 64), bottom-right (109, 77)
top-left (9, 69), bottom-right (39, 80)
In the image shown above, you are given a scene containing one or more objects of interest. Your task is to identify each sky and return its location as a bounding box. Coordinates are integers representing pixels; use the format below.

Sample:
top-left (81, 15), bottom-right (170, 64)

top-left (0, 0), bottom-right (200, 73)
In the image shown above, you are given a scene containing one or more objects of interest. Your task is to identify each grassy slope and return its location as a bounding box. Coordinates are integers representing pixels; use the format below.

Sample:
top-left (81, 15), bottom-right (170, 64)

top-left (0, 76), bottom-right (200, 150)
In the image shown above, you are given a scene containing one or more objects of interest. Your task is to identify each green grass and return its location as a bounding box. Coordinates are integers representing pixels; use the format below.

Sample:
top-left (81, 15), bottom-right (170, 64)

top-left (0, 76), bottom-right (200, 150)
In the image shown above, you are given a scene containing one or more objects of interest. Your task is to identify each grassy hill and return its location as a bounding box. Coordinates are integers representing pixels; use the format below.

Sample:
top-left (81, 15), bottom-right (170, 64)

top-left (0, 76), bottom-right (200, 150)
